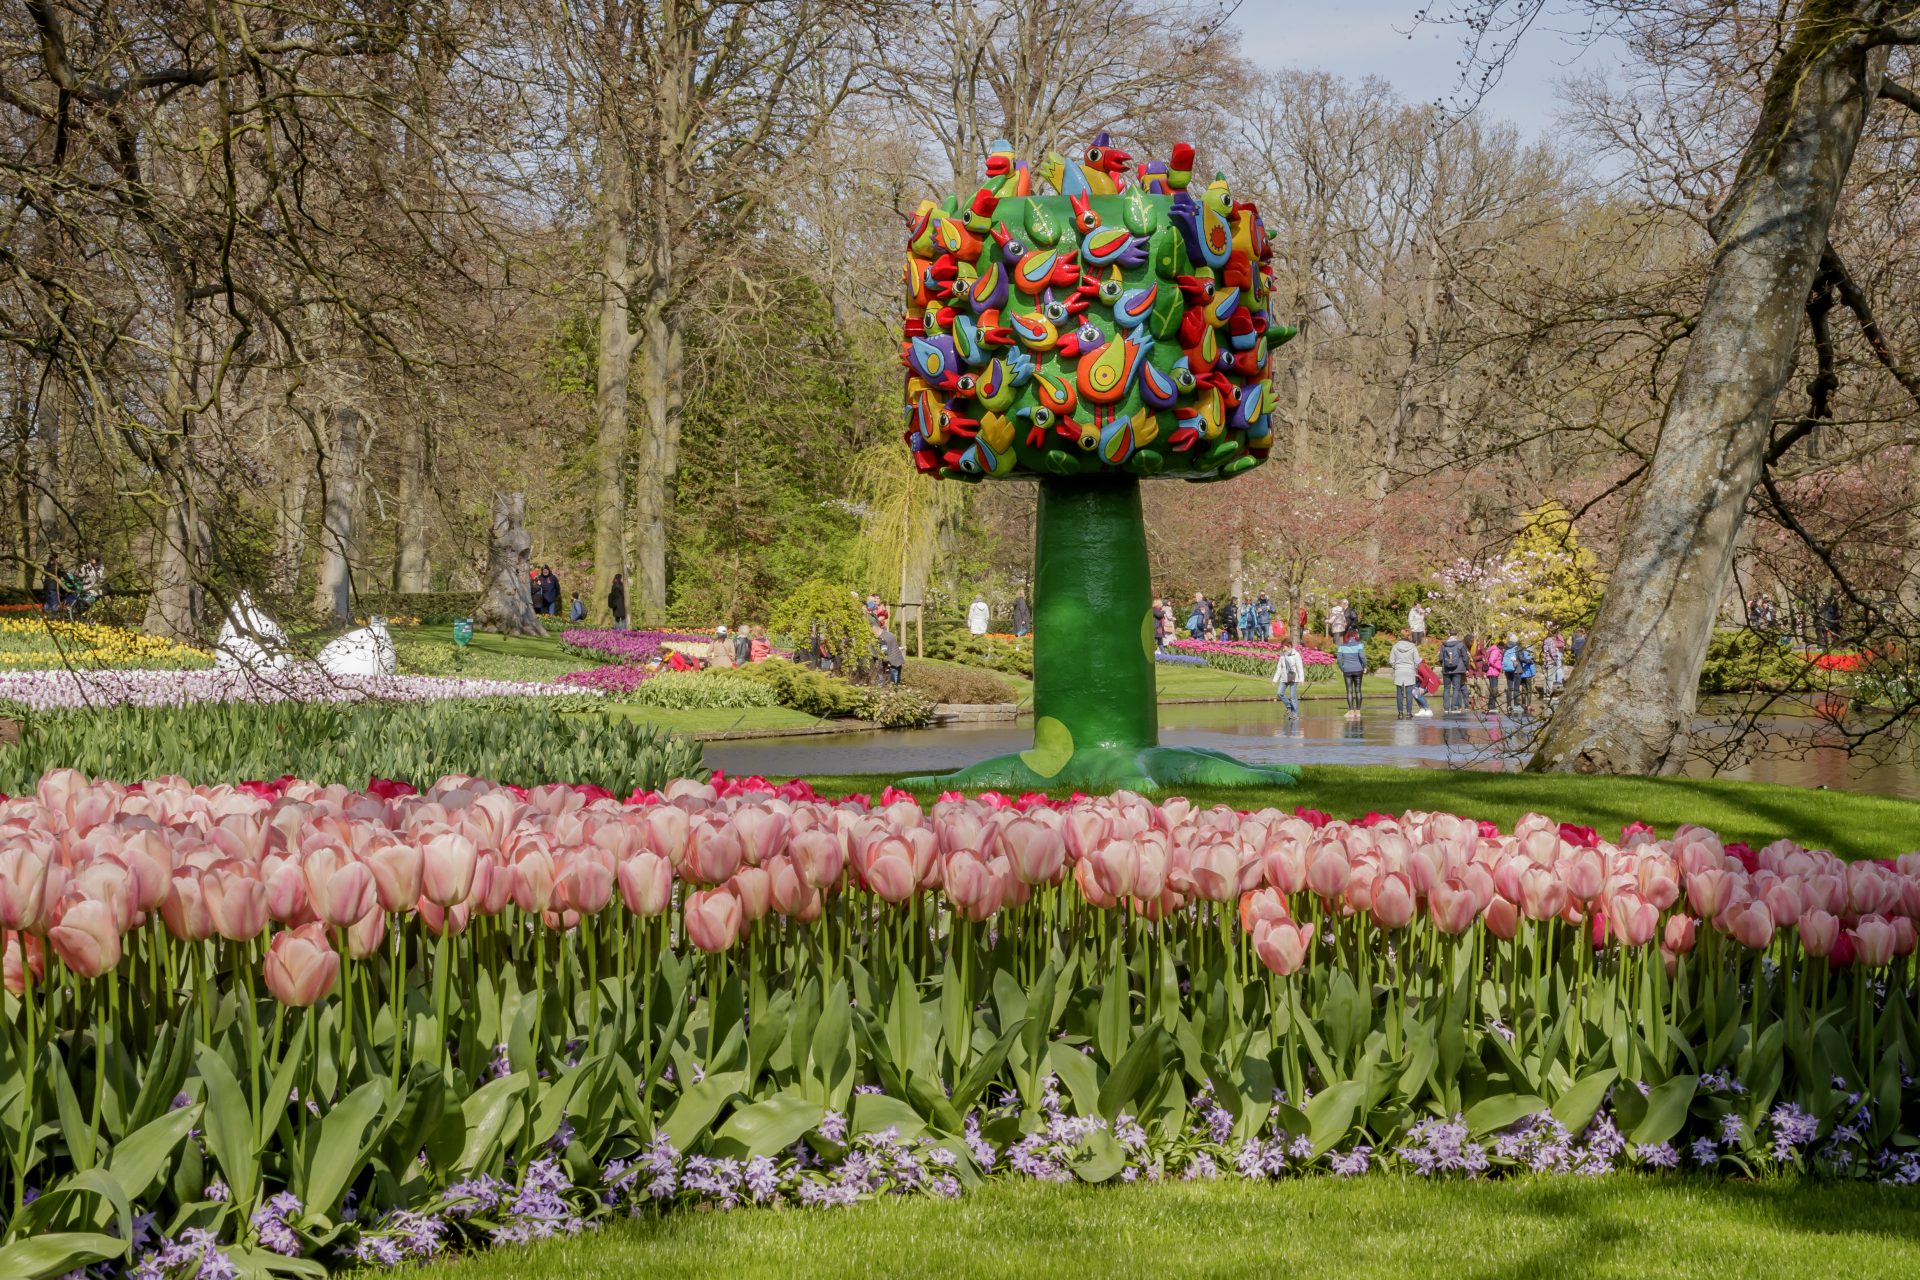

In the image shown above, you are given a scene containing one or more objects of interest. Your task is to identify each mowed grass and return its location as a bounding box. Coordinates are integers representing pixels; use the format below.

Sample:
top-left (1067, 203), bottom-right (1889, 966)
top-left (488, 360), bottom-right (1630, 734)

top-left (791, 766), bottom-right (1920, 860)
top-left (398, 1178), bottom-right (1920, 1280)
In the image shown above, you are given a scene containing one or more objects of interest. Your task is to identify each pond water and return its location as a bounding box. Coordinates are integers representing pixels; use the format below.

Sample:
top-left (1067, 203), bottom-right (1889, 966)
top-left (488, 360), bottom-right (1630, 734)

top-left (704, 699), bottom-right (1920, 800)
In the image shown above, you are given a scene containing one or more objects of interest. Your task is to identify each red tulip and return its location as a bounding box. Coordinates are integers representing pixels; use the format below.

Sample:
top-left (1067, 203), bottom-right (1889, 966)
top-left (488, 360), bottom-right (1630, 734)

top-left (685, 887), bottom-right (743, 952)
top-left (263, 922), bottom-right (339, 1006)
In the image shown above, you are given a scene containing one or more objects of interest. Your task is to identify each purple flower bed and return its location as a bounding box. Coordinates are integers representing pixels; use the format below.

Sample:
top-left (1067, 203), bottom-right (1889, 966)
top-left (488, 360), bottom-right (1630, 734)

top-left (560, 628), bottom-right (706, 665)
top-left (1169, 638), bottom-right (1334, 664)
top-left (0, 667), bottom-right (588, 711)
top-left (561, 664), bottom-right (653, 694)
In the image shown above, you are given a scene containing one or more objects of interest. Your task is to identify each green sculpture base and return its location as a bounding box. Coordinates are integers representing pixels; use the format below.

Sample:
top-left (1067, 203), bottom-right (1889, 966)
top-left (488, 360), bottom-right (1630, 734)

top-left (902, 474), bottom-right (1296, 794)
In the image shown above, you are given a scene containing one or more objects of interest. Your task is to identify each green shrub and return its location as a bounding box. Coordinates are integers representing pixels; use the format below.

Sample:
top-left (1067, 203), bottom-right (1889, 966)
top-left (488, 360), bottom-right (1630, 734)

top-left (1363, 633), bottom-right (1395, 672)
top-left (622, 672), bottom-right (780, 710)
top-left (731, 658), bottom-right (864, 718)
top-left (856, 685), bottom-right (937, 728)
top-left (0, 701), bottom-right (702, 793)
top-left (901, 660), bottom-right (1014, 704)
top-left (1698, 629), bottom-right (1816, 694)
top-left (925, 631), bottom-right (1033, 676)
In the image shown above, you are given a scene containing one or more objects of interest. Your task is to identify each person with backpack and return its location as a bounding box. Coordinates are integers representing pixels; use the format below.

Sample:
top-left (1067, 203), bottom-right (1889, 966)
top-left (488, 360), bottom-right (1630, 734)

top-left (1514, 636), bottom-right (1537, 712)
top-left (1271, 638), bottom-right (1305, 716)
top-left (1336, 629), bottom-right (1368, 720)
top-left (1438, 632), bottom-right (1470, 713)
top-left (1186, 594), bottom-right (1205, 639)
top-left (1502, 633), bottom-right (1523, 711)
top-left (1388, 629), bottom-right (1421, 720)
top-left (1484, 637), bottom-right (1505, 715)
top-left (1542, 627), bottom-right (1564, 696)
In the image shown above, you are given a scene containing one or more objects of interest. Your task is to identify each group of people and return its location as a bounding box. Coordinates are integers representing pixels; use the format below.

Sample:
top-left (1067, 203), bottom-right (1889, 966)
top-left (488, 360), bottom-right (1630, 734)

top-left (527, 565), bottom-right (566, 618)
top-left (1747, 591), bottom-right (1844, 650)
top-left (1163, 592), bottom-right (1284, 644)
top-left (42, 555), bottom-right (107, 616)
top-left (699, 625), bottom-right (773, 671)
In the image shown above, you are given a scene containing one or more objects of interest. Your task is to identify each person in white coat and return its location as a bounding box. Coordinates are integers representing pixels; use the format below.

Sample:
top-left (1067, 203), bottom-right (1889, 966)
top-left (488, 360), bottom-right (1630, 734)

top-left (968, 595), bottom-right (990, 636)
top-left (1271, 639), bottom-right (1305, 715)
top-left (1389, 629), bottom-right (1422, 720)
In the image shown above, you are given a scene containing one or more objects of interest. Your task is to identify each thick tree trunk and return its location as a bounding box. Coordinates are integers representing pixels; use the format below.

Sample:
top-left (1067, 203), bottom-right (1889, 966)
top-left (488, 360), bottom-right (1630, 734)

top-left (273, 466), bottom-right (311, 596)
top-left (395, 416), bottom-right (432, 592)
top-left (589, 135), bottom-right (636, 627)
top-left (472, 491), bottom-right (544, 637)
top-left (631, 296), bottom-right (683, 622)
top-left (33, 370), bottom-right (63, 556)
top-left (312, 405), bottom-right (364, 625)
top-left (144, 481), bottom-right (201, 639)
top-left (1530, 6), bottom-right (1888, 775)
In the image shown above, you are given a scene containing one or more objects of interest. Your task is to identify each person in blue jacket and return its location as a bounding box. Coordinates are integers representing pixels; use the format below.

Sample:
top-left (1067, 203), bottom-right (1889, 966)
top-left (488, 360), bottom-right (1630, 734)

top-left (1336, 630), bottom-right (1367, 721)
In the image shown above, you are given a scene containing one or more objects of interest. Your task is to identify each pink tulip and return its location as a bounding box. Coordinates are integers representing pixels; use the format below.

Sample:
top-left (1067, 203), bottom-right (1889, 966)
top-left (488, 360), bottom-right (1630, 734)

top-left (730, 866), bottom-right (772, 922)
top-left (421, 832), bottom-right (478, 907)
top-left (1000, 819), bottom-right (1066, 886)
top-left (1850, 916), bottom-right (1896, 968)
top-left (1664, 914), bottom-right (1698, 955)
top-left (1253, 919), bottom-right (1314, 976)
top-left (48, 898), bottom-right (121, 978)
top-left (161, 869), bottom-right (217, 941)
top-left (1238, 886), bottom-right (1290, 932)
top-left (1262, 842), bottom-right (1308, 895)
top-left (1305, 843), bottom-right (1351, 903)
top-left (1429, 878), bottom-right (1480, 935)
top-left (1891, 917), bottom-right (1917, 957)
top-left (728, 807), bottom-right (789, 867)
top-left (768, 857), bottom-right (823, 922)
top-left (864, 848), bottom-right (916, 903)
top-left (365, 842), bottom-right (424, 913)
top-left (1686, 869), bottom-right (1736, 920)
top-left (510, 849), bottom-right (558, 915)
top-left (416, 898), bottom-right (471, 938)
top-left (260, 856), bottom-right (309, 924)
top-left (346, 905), bottom-right (386, 960)
top-left (1062, 809), bottom-right (1110, 863)
top-left (642, 804), bottom-right (691, 865)
top-left (557, 849), bottom-right (616, 915)
top-left (944, 850), bottom-right (997, 914)
top-left (203, 866), bottom-right (268, 941)
top-left (0, 839), bottom-right (56, 932)
top-left (685, 887), bottom-right (743, 952)
top-left (1483, 895), bottom-right (1520, 940)
top-left (1518, 866), bottom-right (1567, 922)
top-left (304, 847), bottom-right (376, 928)
top-left (1798, 909), bottom-right (1840, 958)
top-left (263, 923), bottom-right (339, 1006)
top-left (686, 824), bottom-right (744, 886)
top-left (617, 851), bottom-right (673, 917)
top-left (1186, 840), bottom-right (1242, 904)
top-left (1073, 857), bottom-right (1117, 909)
top-left (790, 829), bottom-right (845, 891)
top-left (1604, 893), bottom-right (1658, 948)
top-left (3, 930), bottom-right (45, 994)
top-left (1724, 900), bottom-right (1775, 950)
top-left (1369, 872), bottom-right (1416, 931)
top-left (471, 854), bottom-right (514, 916)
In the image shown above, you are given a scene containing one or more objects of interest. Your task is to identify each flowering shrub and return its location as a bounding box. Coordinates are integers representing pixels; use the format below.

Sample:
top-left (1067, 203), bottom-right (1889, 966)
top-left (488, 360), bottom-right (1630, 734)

top-left (4, 770), bottom-right (1918, 1276)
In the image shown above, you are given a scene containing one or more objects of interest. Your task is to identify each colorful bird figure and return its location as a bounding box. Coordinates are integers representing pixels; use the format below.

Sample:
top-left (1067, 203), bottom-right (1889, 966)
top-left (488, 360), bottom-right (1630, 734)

top-left (983, 140), bottom-right (1031, 198)
top-left (1113, 281), bottom-right (1157, 332)
top-left (904, 334), bottom-right (962, 393)
top-left (1071, 195), bottom-right (1147, 271)
top-left (1076, 331), bottom-right (1146, 406)
top-left (1038, 130), bottom-right (1133, 197)
top-left (1009, 309), bottom-right (1059, 353)
top-left (1168, 175), bottom-right (1233, 271)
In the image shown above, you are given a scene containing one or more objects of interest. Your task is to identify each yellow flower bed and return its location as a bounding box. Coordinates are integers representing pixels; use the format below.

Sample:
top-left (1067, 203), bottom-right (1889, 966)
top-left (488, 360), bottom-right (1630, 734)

top-left (0, 618), bottom-right (212, 668)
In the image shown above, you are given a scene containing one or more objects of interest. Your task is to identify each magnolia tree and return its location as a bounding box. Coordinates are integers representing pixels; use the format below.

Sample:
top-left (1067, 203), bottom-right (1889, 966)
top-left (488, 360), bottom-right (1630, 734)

top-left (898, 133), bottom-right (1297, 790)
top-left (1427, 502), bottom-right (1602, 641)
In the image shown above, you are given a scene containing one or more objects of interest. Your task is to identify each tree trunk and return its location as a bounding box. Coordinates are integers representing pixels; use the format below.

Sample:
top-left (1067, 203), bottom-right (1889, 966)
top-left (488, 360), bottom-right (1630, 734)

top-left (901, 476), bottom-right (1297, 791)
top-left (273, 466), bottom-right (311, 596)
top-left (143, 481), bottom-right (200, 639)
top-left (589, 131), bottom-right (636, 626)
top-left (395, 415), bottom-right (432, 592)
top-left (631, 295), bottom-right (683, 622)
top-left (312, 405), bottom-right (364, 625)
top-left (472, 491), bottom-right (544, 637)
top-left (33, 370), bottom-right (63, 556)
top-left (1530, 7), bottom-right (1888, 775)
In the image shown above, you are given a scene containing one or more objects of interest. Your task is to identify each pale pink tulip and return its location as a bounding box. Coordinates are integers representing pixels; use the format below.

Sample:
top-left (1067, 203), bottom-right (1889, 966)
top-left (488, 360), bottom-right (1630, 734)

top-left (3, 930), bottom-right (45, 994)
top-left (1518, 866), bottom-right (1568, 922)
top-left (618, 851), bottom-right (673, 917)
top-left (768, 857), bottom-right (823, 922)
top-left (1563, 850), bottom-right (1604, 904)
top-left (1000, 819), bottom-right (1066, 885)
top-left (49, 898), bottom-right (121, 978)
top-left (685, 887), bottom-right (743, 952)
top-left (1605, 892), bottom-right (1658, 948)
top-left (203, 866), bottom-right (268, 941)
top-left (686, 824), bottom-right (744, 886)
top-left (1664, 914), bottom-right (1698, 954)
top-left (1798, 909), bottom-right (1840, 958)
top-left (0, 838), bottom-right (56, 932)
top-left (1253, 919), bottom-right (1314, 976)
top-left (730, 866), bottom-right (772, 922)
top-left (1369, 872), bottom-right (1416, 931)
top-left (1429, 878), bottom-right (1480, 935)
top-left (1724, 900), bottom-right (1775, 950)
top-left (1686, 869), bottom-right (1736, 920)
top-left (863, 848), bottom-right (916, 903)
top-left (1483, 896), bottom-right (1520, 941)
top-left (304, 847), bottom-right (376, 928)
top-left (263, 922), bottom-right (339, 1006)
top-left (416, 898), bottom-right (471, 938)
top-left (642, 805), bottom-right (691, 865)
top-left (1238, 886), bottom-right (1290, 932)
top-left (346, 906), bottom-right (386, 960)
top-left (510, 849), bottom-right (558, 915)
top-left (421, 832), bottom-right (478, 907)
top-left (161, 870), bottom-right (216, 941)
top-left (1851, 916), bottom-right (1896, 968)
top-left (790, 829), bottom-right (845, 891)
top-left (1305, 843), bottom-right (1351, 903)
top-left (729, 808), bottom-right (789, 867)
top-left (365, 842), bottom-right (424, 913)
top-left (944, 850), bottom-right (997, 914)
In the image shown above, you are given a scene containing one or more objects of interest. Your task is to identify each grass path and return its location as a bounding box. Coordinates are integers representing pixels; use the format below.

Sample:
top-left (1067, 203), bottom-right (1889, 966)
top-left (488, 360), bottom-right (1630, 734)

top-left (396, 1179), bottom-right (1920, 1280)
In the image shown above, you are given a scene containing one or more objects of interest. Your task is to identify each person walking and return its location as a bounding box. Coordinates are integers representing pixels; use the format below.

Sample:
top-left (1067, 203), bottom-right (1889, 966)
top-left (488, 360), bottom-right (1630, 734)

top-left (1542, 627), bottom-right (1564, 696)
top-left (968, 594), bottom-right (990, 637)
top-left (1570, 628), bottom-right (1587, 664)
top-left (1220, 596), bottom-right (1239, 641)
top-left (1011, 592), bottom-right (1031, 638)
top-left (1327, 599), bottom-right (1347, 639)
top-left (1502, 633), bottom-right (1522, 711)
top-left (568, 592), bottom-right (586, 623)
top-left (874, 622), bottom-right (905, 685)
top-left (1407, 601), bottom-right (1428, 646)
top-left (1515, 637), bottom-right (1538, 712)
top-left (1389, 629), bottom-right (1421, 720)
top-left (1271, 638), bottom-right (1305, 715)
top-left (1818, 594), bottom-right (1840, 649)
top-left (1413, 656), bottom-right (1439, 717)
top-left (732, 625), bottom-right (751, 666)
top-left (1297, 603), bottom-right (1309, 641)
top-left (1336, 629), bottom-right (1367, 720)
top-left (77, 556), bottom-right (106, 613)
top-left (1483, 637), bottom-right (1505, 715)
top-left (1438, 632), bottom-right (1469, 713)
top-left (1200, 594), bottom-right (1217, 639)
top-left (607, 573), bottom-right (628, 630)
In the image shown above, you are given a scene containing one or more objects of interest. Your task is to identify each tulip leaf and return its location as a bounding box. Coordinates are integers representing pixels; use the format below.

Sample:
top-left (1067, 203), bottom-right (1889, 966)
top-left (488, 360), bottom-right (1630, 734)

top-left (1097, 1024), bottom-right (1169, 1121)
top-left (48, 1044), bottom-right (94, 1172)
top-left (0, 1232), bottom-right (128, 1280)
top-left (1095, 944), bottom-right (1131, 1067)
top-left (1048, 1040), bottom-right (1103, 1118)
top-left (1464, 1092), bottom-right (1548, 1139)
top-left (127, 1021), bottom-right (194, 1133)
top-left (297, 1077), bottom-right (390, 1218)
top-left (1549, 1068), bottom-right (1618, 1135)
top-left (851, 1092), bottom-right (925, 1141)
top-left (1630, 1074), bottom-right (1698, 1147)
top-left (940, 953), bottom-right (970, 1072)
top-left (1303, 1079), bottom-right (1366, 1156)
top-left (104, 1105), bottom-right (200, 1204)
top-left (710, 1094), bottom-right (826, 1159)
top-left (1070, 1128), bottom-right (1127, 1183)
top-left (885, 961), bottom-right (923, 1073)
top-left (455, 1070), bottom-right (530, 1175)
top-left (194, 1045), bottom-right (259, 1209)
top-left (662, 1070), bottom-right (747, 1151)
top-left (259, 1021), bottom-right (311, 1150)
top-left (529, 1058), bottom-right (601, 1153)
top-left (952, 1021), bottom-right (1024, 1114)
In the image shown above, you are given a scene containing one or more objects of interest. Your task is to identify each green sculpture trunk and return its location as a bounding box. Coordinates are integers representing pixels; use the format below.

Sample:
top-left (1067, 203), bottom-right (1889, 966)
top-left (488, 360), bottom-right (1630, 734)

top-left (904, 475), bottom-right (1297, 792)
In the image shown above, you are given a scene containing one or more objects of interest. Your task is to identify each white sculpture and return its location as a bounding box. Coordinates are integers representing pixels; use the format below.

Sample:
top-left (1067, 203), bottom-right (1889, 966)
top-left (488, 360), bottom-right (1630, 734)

top-left (214, 592), bottom-right (294, 672)
top-left (316, 617), bottom-right (396, 677)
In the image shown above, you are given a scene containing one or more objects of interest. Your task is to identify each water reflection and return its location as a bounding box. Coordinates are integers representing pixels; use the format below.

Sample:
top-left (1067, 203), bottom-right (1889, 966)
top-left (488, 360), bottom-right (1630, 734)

top-left (702, 700), bottom-right (1920, 798)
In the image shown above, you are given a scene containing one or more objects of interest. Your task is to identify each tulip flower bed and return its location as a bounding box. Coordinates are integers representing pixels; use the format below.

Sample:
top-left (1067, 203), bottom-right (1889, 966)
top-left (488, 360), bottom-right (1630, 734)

top-left (0, 668), bottom-right (589, 712)
top-left (3, 771), bottom-right (1918, 1278)
top-left (1165, 639), bottom-right (1336, 680)
top-left (0, 620), bottom-right (213, 671)
top-left (559, 630), bottom-right (708, 666)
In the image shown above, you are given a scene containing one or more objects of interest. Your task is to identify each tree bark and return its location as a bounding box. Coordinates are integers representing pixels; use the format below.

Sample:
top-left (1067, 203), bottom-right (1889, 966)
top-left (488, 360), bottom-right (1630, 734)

top-left (32, 369), bottom-right (63, 557)
top-left (395, 415), bottom-right (432, 592)
top-left (1529, 4), bottom-right (1889, 775)
top-left (631, 293), bottom-right (683, 622)
top-left (312, 405), bottom-right (365, 625)
top-left (273, 465), bottom-right (311, 596)
top-left (589, 129), bottom-right (637, 626)
top-left (472, 491), bottom-right (544, 637)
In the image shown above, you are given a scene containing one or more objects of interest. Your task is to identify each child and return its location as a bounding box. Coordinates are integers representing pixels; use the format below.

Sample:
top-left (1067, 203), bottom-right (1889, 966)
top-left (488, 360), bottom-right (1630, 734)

top-left (1271, 639), bottom-right (1305, 715)
top-left (568, 592), bottom-right (586, 623)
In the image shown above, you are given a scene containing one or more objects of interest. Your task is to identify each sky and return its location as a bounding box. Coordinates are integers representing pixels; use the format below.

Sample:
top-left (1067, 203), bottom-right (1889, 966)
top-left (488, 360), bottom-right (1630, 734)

top-left (1227, 0), bottom-right (1625, 136)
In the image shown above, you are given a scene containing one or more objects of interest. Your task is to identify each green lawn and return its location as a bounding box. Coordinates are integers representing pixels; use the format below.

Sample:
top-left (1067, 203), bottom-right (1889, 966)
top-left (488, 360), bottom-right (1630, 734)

top-left (789, 766), bottom-right (1920, 860)
top-left (399, 1179), bottom-right (1920, 1280)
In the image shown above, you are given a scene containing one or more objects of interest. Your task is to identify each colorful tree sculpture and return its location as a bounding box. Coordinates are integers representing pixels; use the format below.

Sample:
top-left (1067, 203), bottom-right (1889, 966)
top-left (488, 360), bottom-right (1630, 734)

top-left (901, 133), bottom-right (1299, 790)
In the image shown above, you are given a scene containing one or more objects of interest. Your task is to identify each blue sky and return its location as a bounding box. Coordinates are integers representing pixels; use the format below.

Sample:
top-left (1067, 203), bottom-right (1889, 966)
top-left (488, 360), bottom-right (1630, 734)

top-left (1227, 0), bottom-right (1622, 132)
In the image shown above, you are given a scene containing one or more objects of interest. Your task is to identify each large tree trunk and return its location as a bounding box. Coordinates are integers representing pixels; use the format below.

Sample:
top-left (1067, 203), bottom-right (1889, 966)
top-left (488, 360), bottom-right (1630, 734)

top-left (472, 491), bottom-right (544, 637)
top-left (1530, 6), bottom-right (1889, 775)
top-left (33, 369), bottom-right (63, 557)
top-left (395, 415), bottom-right (432, 592)
top-left (312, 405), bottom-right (365, 625)
top-left (631, 293), bottom-right (683, 622)
top-left (273, 465), bottom-right (311, 596)
top-left (589, 136), bottom-right (637, 626)
top-left (144, 480), bottom-right (201, 639)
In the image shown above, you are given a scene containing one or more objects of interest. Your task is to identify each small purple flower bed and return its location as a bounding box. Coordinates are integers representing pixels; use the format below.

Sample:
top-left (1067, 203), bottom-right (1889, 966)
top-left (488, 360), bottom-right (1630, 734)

top-left (561, 664), bottom-right (654, 694)
top-left (560, 629), bottom-right (706, 665)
